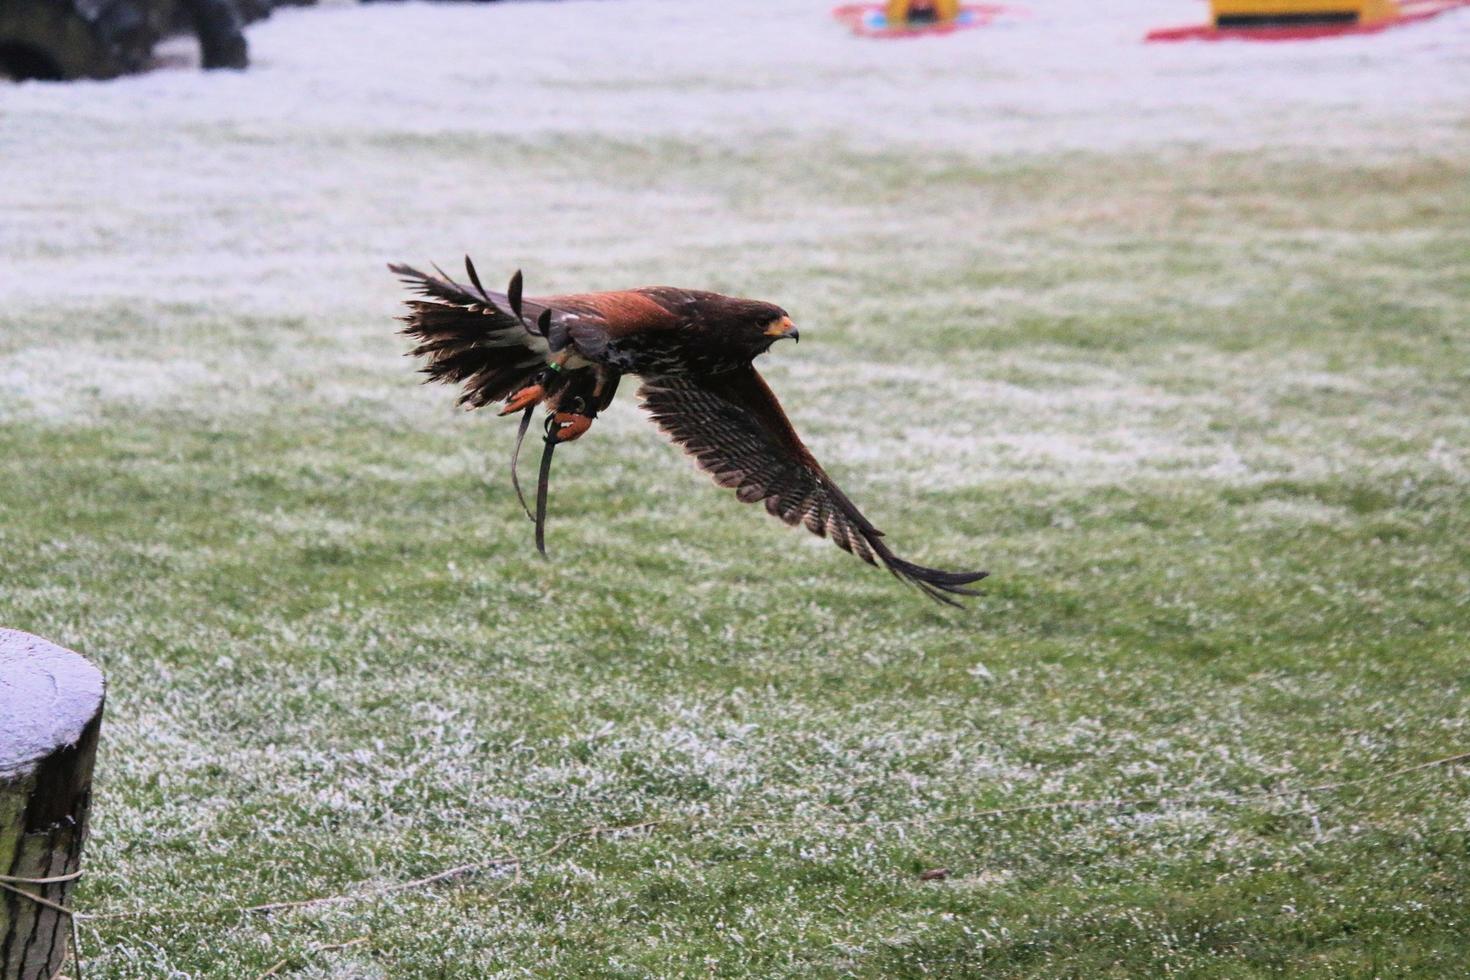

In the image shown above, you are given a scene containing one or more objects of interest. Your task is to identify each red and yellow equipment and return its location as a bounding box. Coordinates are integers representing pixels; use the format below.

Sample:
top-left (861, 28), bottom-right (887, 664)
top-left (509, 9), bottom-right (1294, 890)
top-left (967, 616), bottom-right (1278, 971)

top-left (885, 0), bottom-right (962, 26)
top-left (835, 0), bottom-right (1007, 38)
top-left (1149, 0), bottom-right (1467, 41)
top-left (1210, 0), bottom-right (1399, 26)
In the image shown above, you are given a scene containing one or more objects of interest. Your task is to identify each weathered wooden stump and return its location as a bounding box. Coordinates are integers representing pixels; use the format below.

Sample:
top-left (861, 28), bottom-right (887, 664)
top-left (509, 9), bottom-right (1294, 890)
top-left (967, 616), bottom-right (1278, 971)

top-left (0, 629), bottom-right (104, 980)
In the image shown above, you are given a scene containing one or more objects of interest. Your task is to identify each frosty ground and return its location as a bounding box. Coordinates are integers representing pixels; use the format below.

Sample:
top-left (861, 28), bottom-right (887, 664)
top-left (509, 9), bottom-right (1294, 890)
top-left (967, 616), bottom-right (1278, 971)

top-left (2, 1), bottom-right (1469, 976)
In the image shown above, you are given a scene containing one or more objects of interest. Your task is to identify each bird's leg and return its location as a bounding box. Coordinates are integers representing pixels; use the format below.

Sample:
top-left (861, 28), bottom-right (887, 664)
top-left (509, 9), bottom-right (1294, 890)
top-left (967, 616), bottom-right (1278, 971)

top-left (590, 364), bottom-right (612, 403)
top-left (546, 365), bottom-right (605, 444)
top-left (498, 350), bottom-right (572, 417)
top-left (529, 362), bottom-right (601, 551)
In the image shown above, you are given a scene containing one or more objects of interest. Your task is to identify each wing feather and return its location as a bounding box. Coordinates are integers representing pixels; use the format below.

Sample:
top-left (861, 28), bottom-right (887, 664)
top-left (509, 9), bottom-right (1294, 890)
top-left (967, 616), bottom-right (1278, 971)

top-left (638, 366), bottom-right (986, 605)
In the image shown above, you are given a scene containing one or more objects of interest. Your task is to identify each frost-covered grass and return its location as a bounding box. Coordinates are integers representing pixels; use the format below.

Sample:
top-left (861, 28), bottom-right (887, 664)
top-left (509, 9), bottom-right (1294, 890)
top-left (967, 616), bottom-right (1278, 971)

top-left (3, 2), bottom-right (1470, 977)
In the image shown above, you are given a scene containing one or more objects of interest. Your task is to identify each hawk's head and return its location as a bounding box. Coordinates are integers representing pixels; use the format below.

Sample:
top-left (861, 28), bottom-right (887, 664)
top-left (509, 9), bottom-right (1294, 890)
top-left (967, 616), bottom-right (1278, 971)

top-left (652, 289), bottom-right (801, 369)
top-left (716, 297), bottom-right (798, 355)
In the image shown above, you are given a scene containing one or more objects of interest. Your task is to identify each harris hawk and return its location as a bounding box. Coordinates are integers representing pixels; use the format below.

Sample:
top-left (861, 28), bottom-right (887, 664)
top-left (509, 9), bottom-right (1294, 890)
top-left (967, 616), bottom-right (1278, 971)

top-left (391, 259), bottom-right (986, 605)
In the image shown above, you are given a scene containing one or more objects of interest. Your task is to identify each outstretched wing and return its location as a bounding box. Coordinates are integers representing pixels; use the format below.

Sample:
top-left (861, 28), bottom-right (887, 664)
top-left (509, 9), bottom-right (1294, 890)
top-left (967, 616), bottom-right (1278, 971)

top-left (638, 366), bottom-right (987, 605)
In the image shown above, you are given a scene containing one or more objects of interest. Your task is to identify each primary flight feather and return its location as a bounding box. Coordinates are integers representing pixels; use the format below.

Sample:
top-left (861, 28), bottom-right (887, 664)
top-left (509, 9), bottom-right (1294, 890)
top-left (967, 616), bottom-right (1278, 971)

top-left (392, 259), bottom-right (986, 605)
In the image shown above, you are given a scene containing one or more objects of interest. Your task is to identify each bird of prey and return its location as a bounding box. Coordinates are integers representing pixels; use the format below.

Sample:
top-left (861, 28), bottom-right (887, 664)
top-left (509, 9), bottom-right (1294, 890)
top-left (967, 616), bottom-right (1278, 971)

top-left (391, 259), bottom-right (986, 605)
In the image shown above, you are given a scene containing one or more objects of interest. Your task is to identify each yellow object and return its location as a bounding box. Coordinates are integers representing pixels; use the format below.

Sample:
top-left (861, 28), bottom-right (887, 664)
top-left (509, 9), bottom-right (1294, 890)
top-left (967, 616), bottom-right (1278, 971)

top-left (886, 0), bottom-right (963, 26)
top-left (1210, 0), bottom-right (1400, 25)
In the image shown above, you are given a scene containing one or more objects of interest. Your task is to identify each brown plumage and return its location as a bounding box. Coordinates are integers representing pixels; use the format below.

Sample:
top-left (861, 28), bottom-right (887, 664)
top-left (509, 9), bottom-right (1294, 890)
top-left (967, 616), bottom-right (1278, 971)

top-left (392, 258), bottom-right (987, 605)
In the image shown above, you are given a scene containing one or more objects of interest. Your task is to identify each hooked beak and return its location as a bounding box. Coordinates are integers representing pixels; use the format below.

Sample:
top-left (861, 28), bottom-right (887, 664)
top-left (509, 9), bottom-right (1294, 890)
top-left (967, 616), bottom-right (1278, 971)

top-left (765, 315), bottom-right (799, 343)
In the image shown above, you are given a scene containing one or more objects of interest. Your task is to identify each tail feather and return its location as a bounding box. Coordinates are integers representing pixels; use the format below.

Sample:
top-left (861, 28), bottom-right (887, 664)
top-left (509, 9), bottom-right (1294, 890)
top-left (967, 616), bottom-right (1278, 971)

top-left (392, 262), bottom-right (549, 408)
top-left (391, 262), bottom-right (491, 310)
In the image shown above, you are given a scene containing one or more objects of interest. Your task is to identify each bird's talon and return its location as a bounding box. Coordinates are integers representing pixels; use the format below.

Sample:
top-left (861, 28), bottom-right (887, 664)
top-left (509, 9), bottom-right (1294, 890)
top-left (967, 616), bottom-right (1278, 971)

top-left (499, 384), bottom-right (545, 416)
top-left (551, 412), bottom-right (594, 443)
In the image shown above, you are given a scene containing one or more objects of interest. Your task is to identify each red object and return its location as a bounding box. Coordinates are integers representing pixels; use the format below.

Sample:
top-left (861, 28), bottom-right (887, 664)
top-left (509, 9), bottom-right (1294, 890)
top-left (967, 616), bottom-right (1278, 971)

top-left (1147, 0), bottom-right (1470, 42)
top-left (833, 3), bottom-right (1012, 38)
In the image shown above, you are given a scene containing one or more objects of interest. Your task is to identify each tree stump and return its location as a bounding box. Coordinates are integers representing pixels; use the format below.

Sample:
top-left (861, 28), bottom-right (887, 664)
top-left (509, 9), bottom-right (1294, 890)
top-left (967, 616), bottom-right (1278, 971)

top-left (0, 629), bottom-right (104, 980)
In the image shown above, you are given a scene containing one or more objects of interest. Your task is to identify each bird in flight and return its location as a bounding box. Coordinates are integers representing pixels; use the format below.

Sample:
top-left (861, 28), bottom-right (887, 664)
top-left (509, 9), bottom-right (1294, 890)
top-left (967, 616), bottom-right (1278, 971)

top-left (392, 259), bottom-right (986, 605)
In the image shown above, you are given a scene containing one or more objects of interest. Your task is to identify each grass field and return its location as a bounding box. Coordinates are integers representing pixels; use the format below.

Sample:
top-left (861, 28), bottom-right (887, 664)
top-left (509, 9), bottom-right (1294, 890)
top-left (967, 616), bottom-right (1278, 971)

top-left (3, 2), bottom-right (1469, 976)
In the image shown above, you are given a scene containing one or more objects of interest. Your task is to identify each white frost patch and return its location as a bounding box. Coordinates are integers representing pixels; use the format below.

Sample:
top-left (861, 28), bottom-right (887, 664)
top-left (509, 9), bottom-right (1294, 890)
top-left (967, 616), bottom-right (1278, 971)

top-left (1238, 497), bottom-right (1350, 530)
top-left (0, 346), bottom-right (217, 423)
top-left (781, 347), bottom-right (1470, 490)
top-left (2, 0), bottom-right (1466, 154)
